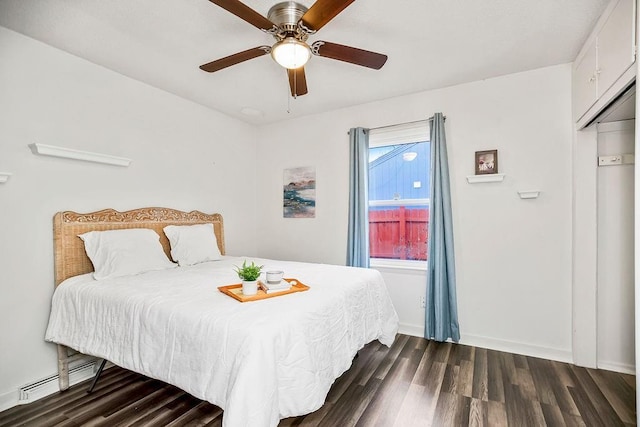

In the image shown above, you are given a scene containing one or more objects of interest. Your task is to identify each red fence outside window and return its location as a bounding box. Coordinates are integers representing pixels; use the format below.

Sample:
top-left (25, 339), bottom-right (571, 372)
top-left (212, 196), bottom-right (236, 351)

top-left (369, 207), bottom-right (429, 260)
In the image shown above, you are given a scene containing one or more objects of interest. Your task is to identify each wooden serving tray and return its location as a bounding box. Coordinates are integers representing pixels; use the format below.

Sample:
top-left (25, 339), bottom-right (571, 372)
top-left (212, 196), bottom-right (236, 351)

top-left (218, 278), bottom-right (310, 302)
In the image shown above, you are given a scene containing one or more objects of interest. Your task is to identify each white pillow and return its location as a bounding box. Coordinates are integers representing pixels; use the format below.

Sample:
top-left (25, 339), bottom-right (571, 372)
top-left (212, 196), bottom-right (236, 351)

top-left (163, 223), bottom-right (222, 266)
top-left (79, 228), bottom-right (176, 280)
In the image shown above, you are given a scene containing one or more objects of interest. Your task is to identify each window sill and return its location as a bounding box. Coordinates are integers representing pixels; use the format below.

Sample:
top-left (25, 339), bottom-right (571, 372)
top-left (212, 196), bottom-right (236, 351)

top-left (370, 258), bottom-right (427, 271)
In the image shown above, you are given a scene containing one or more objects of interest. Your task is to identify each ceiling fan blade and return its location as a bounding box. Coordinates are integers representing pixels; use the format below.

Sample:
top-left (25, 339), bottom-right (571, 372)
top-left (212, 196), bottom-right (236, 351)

top-left (208, 0), bottom-right (276, 32)
top-left (311, 41), bottom-right (387, 70)
top-left (299, 0), bottom-right (355, 32)
top-left (287, 67), bottom-right (308, 97)
top-left (200, 46), bottom-right (271, 73)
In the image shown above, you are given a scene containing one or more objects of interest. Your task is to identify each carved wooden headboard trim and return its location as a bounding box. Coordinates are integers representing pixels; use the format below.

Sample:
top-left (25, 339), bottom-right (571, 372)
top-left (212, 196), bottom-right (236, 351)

top-left (53, 207), bottom-right (225, 285)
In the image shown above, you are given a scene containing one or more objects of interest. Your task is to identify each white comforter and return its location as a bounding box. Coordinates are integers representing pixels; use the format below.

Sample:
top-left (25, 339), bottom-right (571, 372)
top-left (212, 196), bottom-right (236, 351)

top-left (45, 257), bottom-right (399, 427)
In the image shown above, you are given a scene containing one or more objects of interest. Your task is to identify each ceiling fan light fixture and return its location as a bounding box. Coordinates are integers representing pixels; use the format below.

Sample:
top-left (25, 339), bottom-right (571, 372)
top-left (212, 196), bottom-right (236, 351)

top-left (271, 38), bottom-right (311, 69)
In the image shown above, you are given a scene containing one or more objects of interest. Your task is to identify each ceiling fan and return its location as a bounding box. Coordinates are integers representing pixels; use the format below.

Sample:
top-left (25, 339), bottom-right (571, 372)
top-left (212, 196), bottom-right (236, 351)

top-left (200, 0), bottom-right (388, 97)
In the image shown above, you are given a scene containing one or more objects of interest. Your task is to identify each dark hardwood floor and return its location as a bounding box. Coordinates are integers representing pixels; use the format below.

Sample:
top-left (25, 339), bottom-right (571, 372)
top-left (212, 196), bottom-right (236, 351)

top-left (0, 334), bottom-right (635, 426)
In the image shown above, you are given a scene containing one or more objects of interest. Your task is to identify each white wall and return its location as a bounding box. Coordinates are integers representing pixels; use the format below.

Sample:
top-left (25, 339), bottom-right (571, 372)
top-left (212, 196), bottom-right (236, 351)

top-left (597, 120), bottom-right (635, 374)
top-left (0, 28), bottom-right (258, 405)
top-left (255, 64), bottom-right (574, 361)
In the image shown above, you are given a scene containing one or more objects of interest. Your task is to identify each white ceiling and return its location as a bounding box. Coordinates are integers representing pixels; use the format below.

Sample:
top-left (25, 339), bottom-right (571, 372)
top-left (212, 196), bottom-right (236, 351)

top-left (0, 0), bottom-right (609, 125)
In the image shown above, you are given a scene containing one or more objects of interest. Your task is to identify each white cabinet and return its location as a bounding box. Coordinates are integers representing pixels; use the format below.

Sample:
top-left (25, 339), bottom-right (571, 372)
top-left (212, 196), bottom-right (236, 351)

top-left (598, 0), bottom-right (636, 95)
top-left (573, 0), bottom-right (636, 123)
top-left (573, 40), bottom-right (598, 119)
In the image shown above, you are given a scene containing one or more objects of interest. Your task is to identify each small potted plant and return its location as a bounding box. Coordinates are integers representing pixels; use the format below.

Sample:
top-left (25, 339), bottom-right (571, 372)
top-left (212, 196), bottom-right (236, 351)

top-left (235, 260), bottom-right (263, 296)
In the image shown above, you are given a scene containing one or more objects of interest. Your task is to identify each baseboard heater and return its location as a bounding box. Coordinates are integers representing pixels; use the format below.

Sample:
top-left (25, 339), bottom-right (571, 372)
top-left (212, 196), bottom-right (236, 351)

top-left (18, 359), bottom-right (98, 404)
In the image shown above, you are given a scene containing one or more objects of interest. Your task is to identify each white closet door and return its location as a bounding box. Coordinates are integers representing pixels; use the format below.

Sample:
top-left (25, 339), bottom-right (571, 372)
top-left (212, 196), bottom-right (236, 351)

top-left (597, 120), bottom-right (635, 373)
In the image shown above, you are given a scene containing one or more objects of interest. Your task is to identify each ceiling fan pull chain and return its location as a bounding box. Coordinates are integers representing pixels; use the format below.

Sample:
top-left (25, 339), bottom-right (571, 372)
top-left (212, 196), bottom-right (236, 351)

top-left (287, 70), bottom-right (297, 113)
top-left (293, 69), bottom-right (297, 99)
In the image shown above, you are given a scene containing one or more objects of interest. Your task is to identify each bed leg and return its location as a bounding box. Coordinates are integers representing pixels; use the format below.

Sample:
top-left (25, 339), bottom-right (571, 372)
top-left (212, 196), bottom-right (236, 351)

top-left (87, 359), bottom-right (108, 394)
top-left (57, 344), bottom-right (70, 391)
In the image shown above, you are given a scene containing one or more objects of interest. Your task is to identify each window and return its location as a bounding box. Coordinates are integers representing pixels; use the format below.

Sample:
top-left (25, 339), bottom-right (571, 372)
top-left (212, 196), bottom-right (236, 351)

top-left (368, 121), bottom-right (430, 267)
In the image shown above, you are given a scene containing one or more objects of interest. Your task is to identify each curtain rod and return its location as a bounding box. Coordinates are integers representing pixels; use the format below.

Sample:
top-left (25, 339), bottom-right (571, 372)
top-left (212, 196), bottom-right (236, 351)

top-left (347, 116), bottom-right (444, 135)
top-left (369, 118), bottom-right (429, 131)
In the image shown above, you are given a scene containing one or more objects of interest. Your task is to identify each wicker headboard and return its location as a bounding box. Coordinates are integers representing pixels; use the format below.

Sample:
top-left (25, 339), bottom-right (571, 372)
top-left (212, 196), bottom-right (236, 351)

top-left (53, 207), bottom-right (225, 286)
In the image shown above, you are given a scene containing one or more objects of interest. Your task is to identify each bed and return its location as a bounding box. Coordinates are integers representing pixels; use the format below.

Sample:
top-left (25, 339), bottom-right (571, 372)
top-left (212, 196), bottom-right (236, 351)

top-left (45, 207), bottom-right (399, 427)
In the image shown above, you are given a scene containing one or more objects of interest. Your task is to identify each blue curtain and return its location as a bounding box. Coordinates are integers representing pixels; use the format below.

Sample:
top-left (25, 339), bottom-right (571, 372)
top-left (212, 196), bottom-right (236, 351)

top-left (347, 127), bottom-right (370, 267)
top-left (425, 113), bottom-right (460, 342)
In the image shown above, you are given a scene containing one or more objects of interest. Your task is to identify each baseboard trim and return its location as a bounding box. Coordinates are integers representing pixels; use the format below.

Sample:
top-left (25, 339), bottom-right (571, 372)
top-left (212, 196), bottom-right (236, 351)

top-left (459, 334), bottom-right (573, 364)
top-left (396, 324), bottom-right (573, 364)
top-left (398, 323), bottom-right (424, 338)
top-left (0, 357), bottom-right (100, 413)
top-left (597, 360), bottom-right (636, 375)
top-left (0, 389), bottom-right (19, 414)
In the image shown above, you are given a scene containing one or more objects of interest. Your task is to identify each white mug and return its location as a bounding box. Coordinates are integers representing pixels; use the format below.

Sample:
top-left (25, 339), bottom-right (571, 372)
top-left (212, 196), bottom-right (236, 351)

top-left (265, 270), bottom-right (284, 284)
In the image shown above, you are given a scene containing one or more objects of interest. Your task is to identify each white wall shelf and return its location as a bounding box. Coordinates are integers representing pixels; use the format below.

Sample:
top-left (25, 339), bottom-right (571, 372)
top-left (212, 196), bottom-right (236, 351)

top-left (0, 172), bottom-right (13, 183)
top-left (466, 173), bottom-right (505, 184)
top-left (29, 143), bottom-right (131, 167)
top-left (518, 190), bottom-right (540, 199)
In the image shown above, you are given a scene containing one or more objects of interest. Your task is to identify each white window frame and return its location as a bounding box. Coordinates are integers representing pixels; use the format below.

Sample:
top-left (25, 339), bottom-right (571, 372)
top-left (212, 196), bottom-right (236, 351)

top-left (368, 120), bottom-right (430, 271)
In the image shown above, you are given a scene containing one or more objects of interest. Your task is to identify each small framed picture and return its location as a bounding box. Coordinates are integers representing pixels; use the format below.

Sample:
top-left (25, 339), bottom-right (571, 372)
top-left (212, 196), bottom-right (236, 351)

top-left (475, 150), bottom-right (498, 175)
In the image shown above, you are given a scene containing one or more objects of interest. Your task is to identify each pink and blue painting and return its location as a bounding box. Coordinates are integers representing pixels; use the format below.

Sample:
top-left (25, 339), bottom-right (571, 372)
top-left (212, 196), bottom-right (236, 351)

top-left (283, 167), bottom-right (316, 218)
